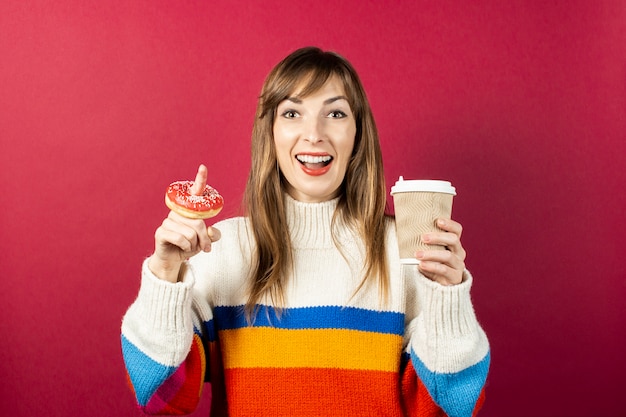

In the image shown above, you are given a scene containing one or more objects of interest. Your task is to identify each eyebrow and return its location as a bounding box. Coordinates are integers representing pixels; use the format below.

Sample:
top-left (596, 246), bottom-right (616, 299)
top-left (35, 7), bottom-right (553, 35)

top-left (285, 95), bottom-right (349, 105)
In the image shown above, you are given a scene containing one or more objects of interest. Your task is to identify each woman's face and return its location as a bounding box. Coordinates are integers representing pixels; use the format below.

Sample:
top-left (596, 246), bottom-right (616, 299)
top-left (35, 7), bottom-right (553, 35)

top-left (273, 76), bottom-right (356, 203)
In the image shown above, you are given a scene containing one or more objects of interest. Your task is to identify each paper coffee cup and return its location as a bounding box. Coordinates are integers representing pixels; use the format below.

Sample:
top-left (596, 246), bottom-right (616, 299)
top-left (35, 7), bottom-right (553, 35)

top-left (390, 177), bottom-right (456, 264)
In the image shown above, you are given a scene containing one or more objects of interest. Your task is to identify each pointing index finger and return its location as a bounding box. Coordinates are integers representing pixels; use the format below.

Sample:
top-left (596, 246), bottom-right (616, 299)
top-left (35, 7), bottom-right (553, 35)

top-left (190, 164), bottom-right (208, 196)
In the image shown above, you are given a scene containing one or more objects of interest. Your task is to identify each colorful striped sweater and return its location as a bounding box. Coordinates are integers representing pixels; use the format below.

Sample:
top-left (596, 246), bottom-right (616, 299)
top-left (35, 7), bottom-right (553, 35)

top-left (121, 195), bottom-right (490, 416)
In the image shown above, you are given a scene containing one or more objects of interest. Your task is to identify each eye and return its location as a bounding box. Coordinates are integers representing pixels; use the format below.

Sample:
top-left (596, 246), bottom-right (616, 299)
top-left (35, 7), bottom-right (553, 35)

top-left (327, 110), bottom-right (348, 119)
top-left (281, 110), bottom-right (299, 119)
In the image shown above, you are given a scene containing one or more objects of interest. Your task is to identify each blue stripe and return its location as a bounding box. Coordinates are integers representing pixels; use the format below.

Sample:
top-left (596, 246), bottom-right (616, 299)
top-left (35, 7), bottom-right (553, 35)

top-left (121, 334), bottom-right (177, 406)
top-left (213, 305), bottom-right (405, 335)
top-left (411, 349), bottom-right (490, 417)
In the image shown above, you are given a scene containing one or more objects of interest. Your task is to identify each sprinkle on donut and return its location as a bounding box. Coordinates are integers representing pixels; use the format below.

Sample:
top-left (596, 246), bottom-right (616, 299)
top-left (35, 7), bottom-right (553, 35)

top-left (165, 181), bottom-right (224, 219)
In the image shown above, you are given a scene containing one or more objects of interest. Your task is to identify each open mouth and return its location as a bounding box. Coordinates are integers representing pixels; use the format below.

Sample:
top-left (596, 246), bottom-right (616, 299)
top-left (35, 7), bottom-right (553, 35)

top-left (295, 154), bottom-right (333, 169)
top-left (295, 153), bottom-right (333, 176)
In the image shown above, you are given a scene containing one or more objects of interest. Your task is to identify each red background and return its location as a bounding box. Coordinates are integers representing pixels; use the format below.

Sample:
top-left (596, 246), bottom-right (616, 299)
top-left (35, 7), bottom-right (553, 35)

top-left (1, 1), bottom-right (624, 416)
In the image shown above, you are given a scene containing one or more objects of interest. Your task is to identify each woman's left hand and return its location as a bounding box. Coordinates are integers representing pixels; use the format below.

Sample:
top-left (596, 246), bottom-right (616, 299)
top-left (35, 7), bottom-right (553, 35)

top-left (415, 218), bottom-right (467, 286)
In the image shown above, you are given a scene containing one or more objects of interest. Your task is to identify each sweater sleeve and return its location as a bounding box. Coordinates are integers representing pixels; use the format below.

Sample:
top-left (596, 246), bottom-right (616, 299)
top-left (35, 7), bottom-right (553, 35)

top-left (403, 267), bottom-right (490, 417)
top-left (120, 259), bottom-right (211, 415)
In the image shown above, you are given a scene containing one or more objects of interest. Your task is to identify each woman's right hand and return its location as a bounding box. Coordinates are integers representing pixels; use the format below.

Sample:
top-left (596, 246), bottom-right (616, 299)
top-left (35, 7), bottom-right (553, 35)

top-left (148, 164), bottom-right (222, 283)
top-left (148, 212), bottom-right (221, 282)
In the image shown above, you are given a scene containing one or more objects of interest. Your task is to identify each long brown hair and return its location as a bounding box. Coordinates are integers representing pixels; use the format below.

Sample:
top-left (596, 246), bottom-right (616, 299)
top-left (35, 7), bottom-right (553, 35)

top-left (243, 47), bottom-right (390, 320)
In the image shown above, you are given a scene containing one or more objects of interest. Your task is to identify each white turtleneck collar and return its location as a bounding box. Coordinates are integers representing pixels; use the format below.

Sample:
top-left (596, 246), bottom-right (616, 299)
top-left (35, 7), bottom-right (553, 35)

top-left (284, 194), bottom-right (355, 249)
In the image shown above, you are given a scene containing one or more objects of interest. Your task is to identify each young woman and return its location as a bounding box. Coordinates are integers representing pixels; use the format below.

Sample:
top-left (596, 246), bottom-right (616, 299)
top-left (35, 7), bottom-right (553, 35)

top-left (121, 46), bottom-right (490, 417)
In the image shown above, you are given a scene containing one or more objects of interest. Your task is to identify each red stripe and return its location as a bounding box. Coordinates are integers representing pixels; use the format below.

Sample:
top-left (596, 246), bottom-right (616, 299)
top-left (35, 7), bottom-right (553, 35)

top-left (400, 360), bottom-right (446, 417)
top-left (224, 367), bottom-right (404, 417)
top-left (152, 334), bottom-right (206, 415)
top-left (400, 359), bottom-right (486, 417)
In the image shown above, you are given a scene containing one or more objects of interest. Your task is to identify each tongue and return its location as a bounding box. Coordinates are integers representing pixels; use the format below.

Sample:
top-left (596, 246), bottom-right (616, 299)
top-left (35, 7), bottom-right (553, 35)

top-left (305, 162), bottom-right (326, 170)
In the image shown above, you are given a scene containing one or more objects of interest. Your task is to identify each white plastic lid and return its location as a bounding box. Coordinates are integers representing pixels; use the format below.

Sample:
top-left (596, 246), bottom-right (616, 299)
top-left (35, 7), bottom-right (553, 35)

top-left (390, 176), bottom-right (456, 195)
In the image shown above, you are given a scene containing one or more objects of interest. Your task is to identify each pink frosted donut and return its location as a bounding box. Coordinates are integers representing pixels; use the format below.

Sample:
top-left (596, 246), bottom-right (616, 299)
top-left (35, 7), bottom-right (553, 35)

top-left (165, 181), bottom-right (224, 219)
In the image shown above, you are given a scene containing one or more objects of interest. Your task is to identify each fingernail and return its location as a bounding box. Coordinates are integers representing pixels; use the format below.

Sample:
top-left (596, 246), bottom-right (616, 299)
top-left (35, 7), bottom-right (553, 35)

top-left (415, 251), bottom-right (424, 259)
top-left (437, 219), bottom-right (446, 226)
top-left (422, 234), bottom-right (430, 243)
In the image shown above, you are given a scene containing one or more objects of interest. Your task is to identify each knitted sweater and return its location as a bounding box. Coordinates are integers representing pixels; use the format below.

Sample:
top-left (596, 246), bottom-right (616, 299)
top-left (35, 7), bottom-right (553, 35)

top-left (121, 195), bottom-right (490, 417)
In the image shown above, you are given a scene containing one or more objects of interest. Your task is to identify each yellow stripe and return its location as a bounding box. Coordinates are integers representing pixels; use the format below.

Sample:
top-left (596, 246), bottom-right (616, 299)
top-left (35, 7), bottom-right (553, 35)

top-left (220, 327), bottom-right (402, 372)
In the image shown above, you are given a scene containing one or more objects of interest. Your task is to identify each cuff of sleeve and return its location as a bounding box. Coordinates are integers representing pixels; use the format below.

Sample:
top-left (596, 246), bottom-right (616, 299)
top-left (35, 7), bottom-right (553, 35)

top-left (409, 268), bottom-right (490, 374)
top-left (136, 258), bottom-right (195, 332)
top-left (414, 269), bottom-right (479, 339)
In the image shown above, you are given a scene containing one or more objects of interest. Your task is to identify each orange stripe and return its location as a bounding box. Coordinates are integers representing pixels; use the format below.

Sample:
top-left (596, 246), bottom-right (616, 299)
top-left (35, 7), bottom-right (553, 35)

top-left (220, 327), bottom-right (402, 371)
top-left (224, 367), bottom-right (404, 417)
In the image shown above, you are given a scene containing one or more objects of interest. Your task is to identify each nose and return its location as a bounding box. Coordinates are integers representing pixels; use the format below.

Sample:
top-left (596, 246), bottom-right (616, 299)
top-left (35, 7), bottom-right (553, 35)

top-left (304, 117), bottom-right (324, 143)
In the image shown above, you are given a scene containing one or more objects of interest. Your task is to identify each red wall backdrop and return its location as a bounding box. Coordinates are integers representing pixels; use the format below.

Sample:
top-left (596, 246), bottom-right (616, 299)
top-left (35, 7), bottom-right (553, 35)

top-left (1, 1), bottom-right (624, 416)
